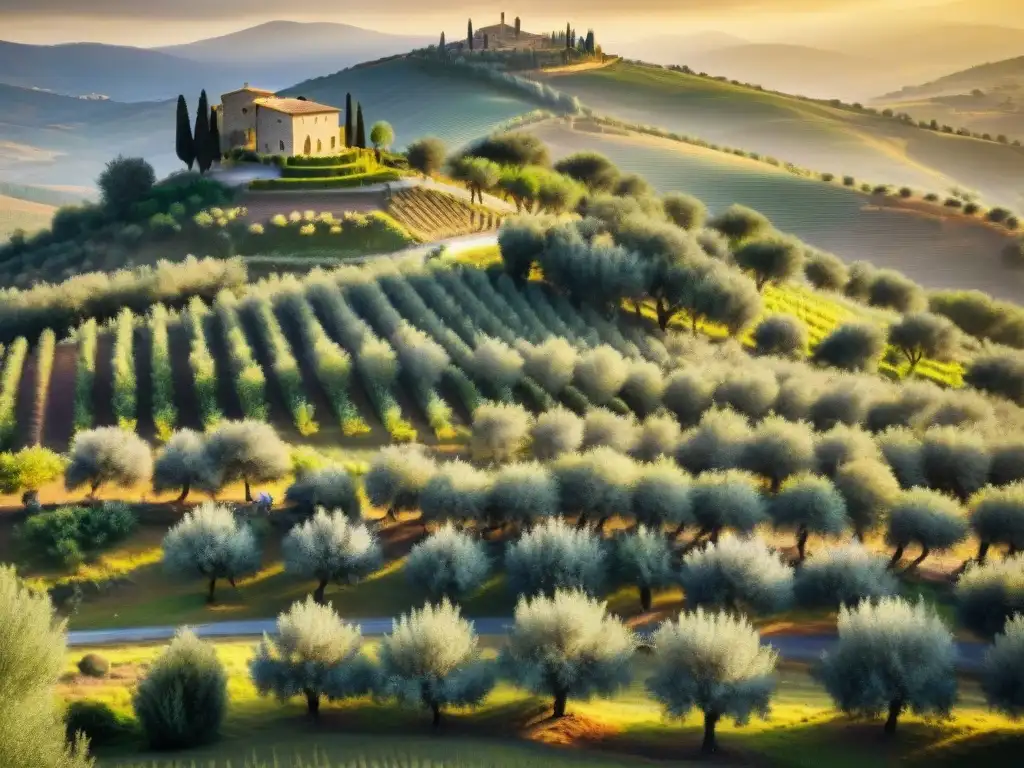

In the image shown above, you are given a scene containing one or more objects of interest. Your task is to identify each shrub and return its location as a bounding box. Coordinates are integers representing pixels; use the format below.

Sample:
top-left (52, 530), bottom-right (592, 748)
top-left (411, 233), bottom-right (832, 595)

top-left (833, 458), bottom-right (901, 539)
top-left (662, 192), bottom-right (708, 230)
top-left (162, 502), bottom-right (261, 603)
top-left (284, 467), bottom-right (361, 520)
top-left (956, 554), bottom-right (1024, 639)
top-left (631, 459), bottom-right (693, 534)
top-left (733, 237), bottom-right (804, 291)
top-left (581, 408), bottom-right (639, 453)
top-left (991, 440), bottom-right (1024, 486)
top-left (470, 402), bottom-right (533, 464)
top-left (152, 429), bottom-right (214, 502)
top-left (794, 542), bottom-right (898, 608)
top-left (646, 609), bottom-right (777, 754)
top-left (554, 151), bottom-right (621, 192)
top-left (843, 261), bottom-right (876, 302)
top-left (505, 517), bottom-right (606, 597)
top-left (868, 270), bottom-right (926, 313)
top-left (405, 523), bottom-right (491, 602)
top-left (550, 447), bottom-right (637, 528)
top-left (981, 615), bottom-right (1024, 717)
top-left (530, 407), bottom-right (584, 460)
top-left (620, 359), bottom-right (666, 418)
top-left (376, 600), bottom-right (495, 727)
top-left (520, 336), bottom-right (578, 392)
top-left (364, 445), bottom-right (436, 518)
top-left (64, 700), bottom-right (133, 747)
top-left (282, 510), bottom-right (381, 604)
top-left (812, 322), bottom-right (886, 372)
top-left (814, 424), bottom-right (880, 477)
top-left (64, 427), bottom-right (152, 497)
top-left (814, 598), bottom-right (956, 734)
top-left (249, 598), bottom-right (373, 717)
top-left (77, 653), bottom-right (109, 677)
top-left (679, 534), bottom-right (794, 614)
top-left (752, 314), bottom-right (808, 358)
top-left (919, 426), bottom-right (991, 502)
top-left (500, 589), bottom-right (637, 717)
top-left (132, 629), bottom-right (228, 750)
top-left (203, 420), bottom-right (290, 501)
top-left (574, 345), bottom-right (629, 405)
top-left (615, 524), bottom-right (675, 612)
top-left (631, 414), bottom-right (683, 462)
top-left (878, 427), bottom-right (926, 488)
top-left (770, 474), bottom-right (849, 562)
top-left (663, 369), bottom-right (716, 427)
top-left (0, 445), bottom-right (65, 495)
top-left (470, 337), bottom-right (523, 399)
top-left (889, 313), bottom-right (959, 373)
top-left (965, 352), bottom-right (1024, 406)
top-left (17, 502), bottom-right (136, 568)
top-left (708, 204), bottom-right (771, 242)
top-left (739, 416), bottom-right (815, 493)
top-left (99, 155), bottom-right (156, 219)
top-left (970, 483), bottom-right (1024, 563)
top-left (712, 367), bottom-right (779, 419)
top-left (885, 489), bottom-right (968, 569)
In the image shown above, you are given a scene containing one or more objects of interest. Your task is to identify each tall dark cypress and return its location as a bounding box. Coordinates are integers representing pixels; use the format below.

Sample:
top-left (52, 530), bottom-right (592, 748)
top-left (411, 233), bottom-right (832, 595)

top-left (345, 92), bottom-right (354, 147)
top-left (355, 103), bottom-right (366, 150)
top-left (515, 17), bottom-right (521, 37)
top-left (566, 22), bottom-right (571, 49)
top-left (468, 19), bottom-right (474, 51)
top-left (194, 90), bottom-right (211, 173)
top-left (208, 105), bottom-right (221, 163)
top-left (440, 31), bottom-right (446, 50)
top-left (175, 94), bottom-right (195, 170)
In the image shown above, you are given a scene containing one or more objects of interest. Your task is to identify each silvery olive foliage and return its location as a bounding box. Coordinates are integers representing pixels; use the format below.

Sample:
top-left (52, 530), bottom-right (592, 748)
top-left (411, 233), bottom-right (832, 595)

top-left (956, 553), bottom-right (1024, 639)
top-left (885, 488), bottom-right (968, 569)
top-left (676, 409), bottom-right (752, 474)
top-left (365, 444), bottom-right (437, 517)
top-left (814, 598), bottom-right (957, 735)
top-left (631, 413), bottom-right (683, 463)
top-left (981, 615), bottom-right (1024, 718)
top-left (249, 598), bottom-right (373, 716)
top-left (530, 406), bottom-right (584, 460)
top-left (794, 542), bottom-right (899, 609)
top-left (679, 534), bottom-right (794, 614)
top-left (814, 424), bottom-right (881, 478)
top-left (487, 461), bottom-right (559, 526)
top-left (500, 589), bottom-right (637, 717)
top-left (470, 337), bottom-right (524, 396)
top-left (419, 460), bottom-right (492, 526)
top-left (376, 600), bottom-right (496, 727)
top-left (919, 426), bottom-right (991, 502)
top-left (631, 459), bottom-right (694, 532)
top-left (663, 368), bottom-right (717, 428)
top-left (769, 474), bottom-right (849, 562)
top-left (581, 407), bottom-right (640, 453)
top-left (505, 517), bottom-right (607, 597)
top-left (877, 427), bottom-right (927, 490)
top-left (811, 322), bottom-right (886, 373)
top-left (162, 502), bottom-right (261, 603)
top-left (202, 420), bottom-right (290, 500)
top-left (752, 314), bottom-right (808, 359)
top-left (573, 344), bottom-right (630, 405)
top-left (833, 458), bottom-right (901, 540)
top-left (614, 525), bottom-right (675, 611)
top-left (991, 439), bottom-right (1024, 486)
top-left (285, 467), bottom-right (362, 520)
top-left (712, 367), bottom-right (779, 420)
top-left (404, 523), bottom-right (491, 602)
top-left (688, 470), bottom-right (768, 540)
top-left (470, 402), bottom-right (533, 464)
top-left (550, 447), bottom-right (638, 527)
top-left (282, 509), bottom-right (382, 604)
top-left (391, 322), bottom-right (450, 389)
top-left (65, 426), bottom-right (153, 496)
top-left (620, 359), bottom-right (666, 418)
top-left (738, 416), bottom-right (816, 492)
top-left (808, 379), bottom-right (875, 430)
top-left (152, 429), bottom-right (215, 501)
top-left (969, 482), bottom-right (1024, 563)
top-left (646, 608), bottom-right (778, 754)
top-left (520, 337), bottom-right (578, 394)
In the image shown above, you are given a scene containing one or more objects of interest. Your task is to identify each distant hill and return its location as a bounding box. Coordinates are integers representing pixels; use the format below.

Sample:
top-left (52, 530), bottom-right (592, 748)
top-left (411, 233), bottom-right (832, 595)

top-left (612, 31), bottom-right (750, 64)
top-left (881, 55), bottom-right (1024, 100)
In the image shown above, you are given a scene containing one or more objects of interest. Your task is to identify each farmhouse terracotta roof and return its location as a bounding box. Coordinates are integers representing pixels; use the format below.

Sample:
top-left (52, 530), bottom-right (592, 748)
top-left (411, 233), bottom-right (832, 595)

top-left (253, 97), bottom-right (340, 116)
top-left (222, 84), bottom-right (276, 97)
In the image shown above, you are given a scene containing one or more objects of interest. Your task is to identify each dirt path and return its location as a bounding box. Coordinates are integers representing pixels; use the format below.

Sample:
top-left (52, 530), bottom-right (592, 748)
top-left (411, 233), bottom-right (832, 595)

top-left (13, 344), bottom-right (38, 449)
top-left (203, 315), bottom-right (244, 421)
top-left (42, 342), bottom-right (77, 450)
top-left (133, 327), bottom-right (155, 441)
top-left (239, 191), bottom-right (387, 222)
top-left (166, 323), bottom-right (203, 431)
top-left (92, 334), bottom-right (115, 428)
top-left (235, 308), bottom-right (302, 443)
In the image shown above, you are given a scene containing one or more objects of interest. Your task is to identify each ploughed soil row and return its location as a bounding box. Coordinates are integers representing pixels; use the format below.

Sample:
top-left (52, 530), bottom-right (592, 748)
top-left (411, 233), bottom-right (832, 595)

top-left (91, 334), bottom-right (116, 429)
top-left (166, 323), bottom-right (204, 432)
top-left (13, 342), bottom-right (39, 449)
top-left (42, 342), bottom-right (77, 450)
top-left (133, 327), bottom-right (155, 441)
top-left (202, 314), bottom-right (244, 422)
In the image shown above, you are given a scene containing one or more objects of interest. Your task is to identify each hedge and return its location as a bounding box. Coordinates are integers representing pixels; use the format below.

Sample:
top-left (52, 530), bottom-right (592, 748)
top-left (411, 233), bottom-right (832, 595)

top-left (280, 162), bottom-right (366, 179)
top-left (286, 152), bottom-right (362, 167)
top-left (249, 170), bottom-right (402, 191)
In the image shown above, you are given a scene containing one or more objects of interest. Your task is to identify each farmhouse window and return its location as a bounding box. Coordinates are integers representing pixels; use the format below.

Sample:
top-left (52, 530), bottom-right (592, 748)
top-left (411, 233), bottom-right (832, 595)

top-left (331, 136), bottom-right (336, 149)
top-left (242, 107), bottom-right (248, 114)
top-left (280, 140), bottom-right (285, 151)
top-left (317, 139), bottom-right (322, 153)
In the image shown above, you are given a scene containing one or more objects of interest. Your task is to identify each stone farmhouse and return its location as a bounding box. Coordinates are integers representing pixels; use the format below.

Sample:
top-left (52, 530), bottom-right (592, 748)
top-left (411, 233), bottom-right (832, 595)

top-left (218, 84), bottom-right (342, 157)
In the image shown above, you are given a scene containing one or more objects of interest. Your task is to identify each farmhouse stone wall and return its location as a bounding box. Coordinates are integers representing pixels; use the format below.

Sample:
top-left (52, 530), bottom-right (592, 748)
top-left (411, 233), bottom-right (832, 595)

top-left (290, 112), bottom-right (342, 156)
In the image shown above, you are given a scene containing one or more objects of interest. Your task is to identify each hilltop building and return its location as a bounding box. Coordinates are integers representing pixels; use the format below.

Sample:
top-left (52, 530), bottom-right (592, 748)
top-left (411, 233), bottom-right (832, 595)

top-left (218, 84), bottom-right (341, 157)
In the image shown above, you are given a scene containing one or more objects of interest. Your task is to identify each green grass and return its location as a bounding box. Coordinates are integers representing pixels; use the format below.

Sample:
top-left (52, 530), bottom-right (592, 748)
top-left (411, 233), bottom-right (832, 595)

top-left (249, 170), bottom-right (403, 190)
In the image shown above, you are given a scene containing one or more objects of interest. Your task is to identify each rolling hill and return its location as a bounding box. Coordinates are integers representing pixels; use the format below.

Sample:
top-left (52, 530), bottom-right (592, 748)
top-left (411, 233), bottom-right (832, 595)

top-left (883, 55), bottom-right (1024, 101)
top-left (0, 194), bottom-right (56, 241)
top-left (536, 60), bottom-right (1024, 208)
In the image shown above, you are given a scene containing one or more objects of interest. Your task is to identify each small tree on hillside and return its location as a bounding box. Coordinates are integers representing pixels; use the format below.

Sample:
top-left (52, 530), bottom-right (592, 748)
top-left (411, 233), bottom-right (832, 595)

top-left (175, 94), bottom-right (195, 170)
top-left (203, 420), bottom-right (290, 502)
top-left (679, 535), bottom-right (794, 614)
top-left (193, 90), bottom-right (213, 173)
top-left (631, 459), bottom-right (693, 537)
top-left (889, 312), bottom-right (959, 374)
top-left (919, 426), bottom-right (991, 503)
top-left (551, 447), bottom-right (637, 531)
top-left (770, 474), bottom-right (850, 562)
top-left (65, 427), bottom-right (152, 498)
top-left (405, 523), bottom-right (491, 602)
top-left (983, 616), bottom-right (1024, 717)
top-left (344, 93), bottom-right (354, 147)
top-left (814, 598), bottom-right (956, 736)
top-left (554, 151), bottom-right (620, 192)
top-left (969, 483), bottom-right (1024, 564)
top-left (734, 237), bottom-right (804, 292)
top-left (647, 608), bottom-right (777, 754)
top-left (885, 488), bottom-right (968, 570)
top-left (406, 137), bottom-right (447, 178)
top-left (530, 406), bottom-right (584, 460)
top-left (833, 458), bottom-right (901, 540)
top-left (370, 121), bottom-right (395, 160)
top-left (752, 314), bottom-right (808, 359)
top-left (470, 402), bottom-right (532, 464)
top-left (814, 424), bottom-right (881, 478)
top-left (487, 462), bottom-right (559, 528)
top-left (614, 525), bottom-right (674, 611)
top-left (812, 322), bottom-right (886, 373)
top-left (98, 156), bottom-right (156, 219)
top-left (956, 554), bottom-right (1024, 639)
top-left (501, 590), bottom-right (637, 718)
top-left (662, 192), bottom-right (708, 230)
top-left (376, 600), bottom-right (496, 727)
top-left (250, 598), bottom-right (373, 717)
top-left (364, 445), bottom-right (437, 519)
top-left (676, 410), bottom-right (752, 476)
top-left (282, 509), bottom-right (381, 604)
top-left (580, 408), bottom-right (639, 453)
top-left (738, 416), bottom-right (816, 493)
top-left (708, 204), bottom-right (771, 242)
top-left (355, 104), bottom-right (366, 149)
top-left (285, 467), bottom-right (361, 520)
top-left (794, 542), bottom-right (899, 609)
top-left (418, 460), bottom-right (490, 527)
top-left (804, 250), bottom-right (849, 291)
top-left (153, 429), bottom-right (214, 503)
top-left (498, 216), bottom-right (548, 281)
top-left (505, 517), bottom-right (606, 597)
top-left (163, 502), bottom-right (261, 603)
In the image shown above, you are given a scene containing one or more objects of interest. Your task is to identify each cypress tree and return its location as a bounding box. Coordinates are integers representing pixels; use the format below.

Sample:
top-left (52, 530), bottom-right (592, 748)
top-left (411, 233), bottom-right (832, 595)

top-left (345, 92), bottom-right (353, 147)
top-left (586, 30), bottom-right (595, 54)
top-left (515, 17), bottom-right (521, 37)
top-left (209, 105), bottom-right (221, 163)
top-left (566, 22), bottom-right (571, 49)
top-left (175, 94), bottom-right (195, 170)
top-left (440, 31), bottom-right (446, 52)
top-left (194, 90), bottom-right (212, 174)
top-left (468, 20), bottom-right (474, 51)
top-left (355, 104), bottom-right (366, 150)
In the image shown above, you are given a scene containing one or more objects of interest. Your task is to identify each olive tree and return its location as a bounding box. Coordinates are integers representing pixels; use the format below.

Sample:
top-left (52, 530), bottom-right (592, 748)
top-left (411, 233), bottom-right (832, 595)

top-left (679, 535), bottom-right (794, 614)
top-left (487, 462), bottom-right (559, 528)
top-left (794, 542), bottom-right (899, 609)
top-left (712, 367), bottom-right (779, 419)
top-left (804, 250), bottom-right (849, 291)
top-left (969, 483), bottom-right (1024, 564)
top-left (581, 408), bottom-right (640, 453)
top-left (282, 510), bottom-right (381, 604)
top-left (885, 489), bottom-right (968, 569)
top-left (752, 314), bottom-right (808, 359)
top-left (687, 262), bottom-right (762, 336)
top-left (663, 368), bottom-right (717, 427)
top-left (738, 416), bottom-right (815, 493)
top-left (405, 523), bottom-right (491, 602)
top-left (153, 429), bottom-right (214, 502)
top-left (551, 447), bottom-right (637, 531)
top-left (770, 474), bottom-right (850, 562)
top-left (554, 151), bottom-right (621, 192)
top-left (662, 192), bottom-right (708, 230)
top-left (965, 351), bottom-right (1024, 406)
top-left (203, 420), bottom-right (290, 501)
top-left (285, 467), bottom-right (361, 520)
top-left (376, 600), bottom-right (496, 728)
top-left (647, 608), bottom-right (777, 754)
top-left (249, 598), bottom-right (373, 717)
top-left (877, 427), bottom-right (926, 489)
top-left (734, 236), bottom-right (804, 291)
top-left (620, 359), bottom-right (666, 418)
top-left (419, 460), bottom-right (491, 527)
top-left (631, 414), bottom-right (683, 462)
top-left (833, 458), bottom-right (901, 540)
top-left (162, 502), bottom-right (261, 603)
top-left (573, 345), bottom-right (629, 405)
top-left (498, 215), bottom-right (547, 281)
top-left (505, 517), bottom-right (606, 597)
top-left (919, 426), bottom-right (991, 502)
top-left (814, 598), bottom-right (956, 735)
top-left (956, 554), bottom-right (1024, 639)
top-left (889, 312), bottom-right (959, 374)
top-left (812, 323), bottom-right (887, 373)
top-left (809, 378), bottom-right (875, 430)
top-left (814, 424), bottom-right (881, 478)
top-left (868, 270), bottom-right (927, 313)
top-left (64, 426), bottom-right (152, 497)
top-left (520, 337), bottom-right (577, 393)
top-left (676, 409), bottom-right (752, 474)
top-left (0, 566), bottom-right (91, 768)
top-left (631, 459), bottom-right (693, 537)
top-left (530, 407), bottom-right (584, 460)
top-left (364, 445), bottom-right (437, 519)
top-left (981, 615), bottom-right (1024, 717)
top-left (708, 204), bottom-right (771, 242)
top-left (614, 525), bottom-right (674, 611)
top-left (470, 338), bottom-right (524, 400)
top-left (470, 402), bottom-right (533, 464)
top-left (500, 590), bottom-right (637, 718)
top-left (405, 136), bottom-right (447, 177)
top-left (688, 470), bottom-right (768, 544)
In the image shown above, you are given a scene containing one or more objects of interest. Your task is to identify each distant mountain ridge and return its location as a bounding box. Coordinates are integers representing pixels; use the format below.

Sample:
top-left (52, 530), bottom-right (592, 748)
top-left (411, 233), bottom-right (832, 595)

top-left (881, 55), bottom-right (1024, 100)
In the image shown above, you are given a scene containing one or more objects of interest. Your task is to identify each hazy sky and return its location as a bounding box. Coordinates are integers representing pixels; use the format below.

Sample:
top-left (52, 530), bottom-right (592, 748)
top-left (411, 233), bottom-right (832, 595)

top-left (0, 0), bottom-right (964, 46)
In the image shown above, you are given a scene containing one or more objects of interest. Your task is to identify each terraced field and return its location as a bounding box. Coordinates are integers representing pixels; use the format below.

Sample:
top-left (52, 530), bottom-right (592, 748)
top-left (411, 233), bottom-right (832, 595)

top-left (537, 61), bottom-right (1024, 208)
top-left (527, 120), bottom-right (1024, 301)
top-left (388, 188), bottom-right (505, 242)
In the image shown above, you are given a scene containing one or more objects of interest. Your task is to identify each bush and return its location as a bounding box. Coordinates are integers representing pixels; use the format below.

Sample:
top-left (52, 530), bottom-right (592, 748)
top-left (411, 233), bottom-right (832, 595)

top-left (794, 543), bottom-right (898, 608)
top-left (248, 170), bottom-right (403, 190)
top-left (919, 426), bottom-right (991, 502)
top-left (64, 700), bottom-right (133, 747)
top-left (981, 615), bottom-right (1024, 717)
top-left (505, 517), bottom-right (606, 597)
top-left (554, 152), bottom-right (621, 193)
top-left (752, 314), bottom-right (808, 358)
top-left (868, 270), bottom-right (926, 313)
top-left (712, 367), bottom-right (779, 419)
top-left (581, 408), bottom-right (639, 453)
top-left (77, 653), bottom-right (110, 677)
top-left (679, 534), bottom-right (794, 614)
top-left (282, 510), bottom-right (381, 604)
top-left (815, 424), bottom-right (881, 477)
top-left (64, 427), bottom-right (152, 497)
top-left (620, 360), bottom-right (666, 419)
top-left (965, 352), bottom-right (1024, 406)
top-left (284, 467), bottom-right (361, 520)
top-left (814, 598), bottom-right (956, 735)
top-left (885, 488), bottom-right (968, 569)
top-left (733, 237), bottom-right (804, 291)
top-left (812, 322), bottom-right (886, 372)
top-left (364, 445), bottom-right (436, 518)
top-left (663, 369), bottom-right (716, 428)
top-left (0, 445), bottom-right (65, 495)
top-left (956, 554), bottom-right (1024, 639)
top-left (419, 460), bottom-right (491, 526)
top-left (574, 345), bottom-right (629, 405)
top-left (99, 155), bottom-right (156, 219)
top-left (708, 204), bottom-right (771, 242)
top-left (631, 459), bottom-right (693, 533)
top-left (487, 462), bottom-right (559, 527)
top-left (519, 337), bottom-right (578, 392)
top-left (405, 523), bottom-right (491, 602)
top-left (406, 137), bottom-right (447, 177)
top-left (662, 192), bottom-right (708, 230)
top-left (132, 629), bottom-right (228, 750)
top-left (17, 502), bottom-right (136, 567)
